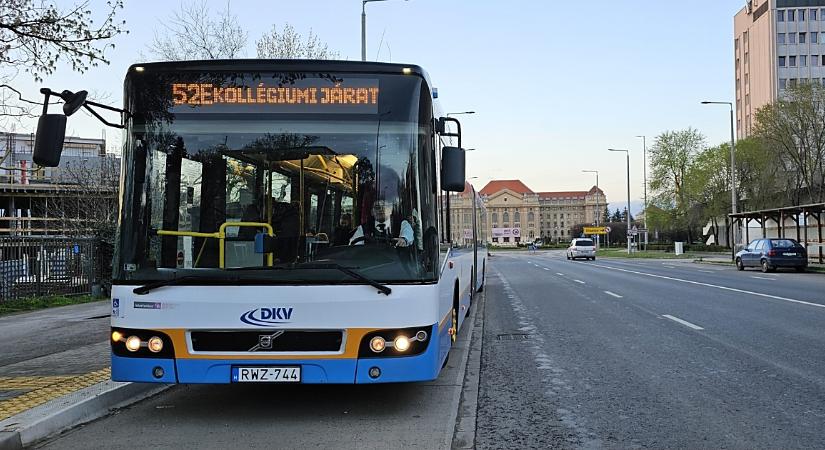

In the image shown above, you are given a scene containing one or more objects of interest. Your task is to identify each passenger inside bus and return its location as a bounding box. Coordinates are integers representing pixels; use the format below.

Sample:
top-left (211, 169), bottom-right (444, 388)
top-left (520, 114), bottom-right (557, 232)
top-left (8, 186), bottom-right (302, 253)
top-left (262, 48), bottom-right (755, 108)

top-left (332, 214), bottom-right (355, 246)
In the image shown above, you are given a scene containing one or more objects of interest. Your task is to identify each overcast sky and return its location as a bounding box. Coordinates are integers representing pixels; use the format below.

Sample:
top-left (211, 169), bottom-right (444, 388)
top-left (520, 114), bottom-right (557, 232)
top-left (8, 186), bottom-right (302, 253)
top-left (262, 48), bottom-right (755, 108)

top-left (6, 0), bottom-right (744, 213)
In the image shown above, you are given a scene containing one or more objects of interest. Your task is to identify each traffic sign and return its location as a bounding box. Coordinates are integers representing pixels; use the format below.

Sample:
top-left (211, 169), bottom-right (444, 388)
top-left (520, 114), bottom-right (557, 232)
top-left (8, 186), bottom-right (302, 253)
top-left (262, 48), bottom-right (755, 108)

top-left (584, 226), bottom-right (608, 235)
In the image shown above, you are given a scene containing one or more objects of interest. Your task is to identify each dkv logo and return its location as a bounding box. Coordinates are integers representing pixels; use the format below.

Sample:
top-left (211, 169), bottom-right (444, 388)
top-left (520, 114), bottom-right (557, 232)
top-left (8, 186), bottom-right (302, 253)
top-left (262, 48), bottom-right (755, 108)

top-left (240, 307), bottom-right (294, 327)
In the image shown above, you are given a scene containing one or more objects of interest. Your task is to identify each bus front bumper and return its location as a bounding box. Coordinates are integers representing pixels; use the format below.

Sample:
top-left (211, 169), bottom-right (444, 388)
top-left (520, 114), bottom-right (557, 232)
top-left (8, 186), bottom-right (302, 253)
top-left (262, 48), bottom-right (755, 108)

top-left (112, 325), bottom-right (442, 384)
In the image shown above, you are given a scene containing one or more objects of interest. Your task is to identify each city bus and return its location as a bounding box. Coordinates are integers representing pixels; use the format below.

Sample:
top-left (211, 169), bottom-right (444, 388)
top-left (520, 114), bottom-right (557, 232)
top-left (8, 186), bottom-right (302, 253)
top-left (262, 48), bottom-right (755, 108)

top-left (34, 60), bottom-right (484, 384)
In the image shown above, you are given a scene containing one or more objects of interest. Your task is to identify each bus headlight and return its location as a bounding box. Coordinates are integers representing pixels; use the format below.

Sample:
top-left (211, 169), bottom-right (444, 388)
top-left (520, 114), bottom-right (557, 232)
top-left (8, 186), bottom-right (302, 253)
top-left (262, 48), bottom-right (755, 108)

top-left (111, 331), bottom-right (124, 342)
top-left (147, 336), bottom-right (164, 353)
top-left (369, 336), bottom-right (386, 353)
top-left (394, 336), bottom-right (410, 352)
top-left (125, 336), bottom-right (142, 352)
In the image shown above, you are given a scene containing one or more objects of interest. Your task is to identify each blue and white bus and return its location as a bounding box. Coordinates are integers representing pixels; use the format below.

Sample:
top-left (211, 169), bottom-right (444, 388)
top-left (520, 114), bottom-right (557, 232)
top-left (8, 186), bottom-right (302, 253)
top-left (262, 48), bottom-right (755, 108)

top-left (66, 60), bottom-right (488, 384)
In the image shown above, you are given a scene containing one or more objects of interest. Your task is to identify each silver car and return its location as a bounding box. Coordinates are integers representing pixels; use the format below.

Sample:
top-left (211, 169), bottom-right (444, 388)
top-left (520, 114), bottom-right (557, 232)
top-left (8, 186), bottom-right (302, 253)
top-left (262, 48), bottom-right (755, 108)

top-left (567, 238), bottom-right (596, 261)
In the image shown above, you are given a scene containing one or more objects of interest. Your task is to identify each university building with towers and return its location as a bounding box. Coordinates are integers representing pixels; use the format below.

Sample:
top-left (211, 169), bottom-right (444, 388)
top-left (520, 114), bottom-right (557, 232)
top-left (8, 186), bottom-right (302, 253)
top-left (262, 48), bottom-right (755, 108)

top-left (449, 179), bottom-right (607, 246)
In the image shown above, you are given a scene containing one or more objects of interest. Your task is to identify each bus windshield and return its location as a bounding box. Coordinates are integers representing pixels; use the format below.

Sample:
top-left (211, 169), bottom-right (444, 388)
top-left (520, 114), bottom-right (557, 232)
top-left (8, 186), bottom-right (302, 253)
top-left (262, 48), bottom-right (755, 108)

top-left (114, 69), bottom-right (438, 285)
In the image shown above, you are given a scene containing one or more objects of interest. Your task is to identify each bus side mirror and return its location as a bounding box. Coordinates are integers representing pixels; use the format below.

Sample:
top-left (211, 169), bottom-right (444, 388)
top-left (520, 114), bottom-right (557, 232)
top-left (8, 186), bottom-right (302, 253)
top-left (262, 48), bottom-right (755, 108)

top-left (441, 146), bottom-right (466, 192)
top-left (33, 114), bottom-right (67, 167)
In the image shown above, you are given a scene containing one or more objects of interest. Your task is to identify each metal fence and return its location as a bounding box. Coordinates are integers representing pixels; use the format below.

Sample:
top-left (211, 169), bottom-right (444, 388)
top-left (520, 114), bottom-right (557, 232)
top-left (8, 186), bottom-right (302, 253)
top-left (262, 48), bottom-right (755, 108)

top-left (0, 236), bottom-right (99, 303)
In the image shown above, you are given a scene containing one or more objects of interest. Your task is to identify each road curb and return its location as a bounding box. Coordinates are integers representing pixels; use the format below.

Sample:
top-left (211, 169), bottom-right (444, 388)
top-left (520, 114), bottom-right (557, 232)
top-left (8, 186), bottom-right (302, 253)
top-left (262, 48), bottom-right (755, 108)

top-left (0, 380), bottom-right (169, 449)
top-left (693, 259), bottom-right (733, 266)
top-left (452, 289), bottom-right (485, 449)
top-left (444, 288), bottom-right (482, 450)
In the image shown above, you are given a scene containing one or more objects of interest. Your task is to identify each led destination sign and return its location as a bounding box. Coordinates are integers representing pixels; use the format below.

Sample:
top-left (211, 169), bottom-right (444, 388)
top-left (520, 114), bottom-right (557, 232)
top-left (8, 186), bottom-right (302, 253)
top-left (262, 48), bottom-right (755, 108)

top-left (170, 81), bottom-right (380, 114)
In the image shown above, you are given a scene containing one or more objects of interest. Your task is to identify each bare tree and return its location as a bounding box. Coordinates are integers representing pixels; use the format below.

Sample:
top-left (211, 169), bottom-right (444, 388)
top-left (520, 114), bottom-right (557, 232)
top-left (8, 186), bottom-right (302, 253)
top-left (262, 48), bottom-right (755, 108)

top-left (148, 1), bottom-right (247, 60)
top-left (0, 0), bottom-right (126, 125)
top-left (256, 23), bottom-right (340, 59)
top-left (48, 156), bottom-right (120, 243)
top-left (753, 83), bottom-right (825, 205)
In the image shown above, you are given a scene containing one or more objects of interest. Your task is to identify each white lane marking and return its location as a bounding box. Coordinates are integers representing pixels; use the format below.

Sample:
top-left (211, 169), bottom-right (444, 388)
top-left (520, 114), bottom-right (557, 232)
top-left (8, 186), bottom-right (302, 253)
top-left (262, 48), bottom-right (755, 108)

top-left (556, 273), bottom-right (565, 276)
top-left (662, 314), bottom-right (704, 330)
top-left (750, 276), bottom-right (777, 281)
top-left (543, 268), bottom-right (551, 271)
top-left (663, 265), bottom-right (676, 269)
top-left (574, 279), bottom-right (586, 284)
top-left (584, 261), bottom-right (825, 310)
top-left (698, 270), bottom-right (714, 273)
top-left (604, 291), bottom-right (623, 298)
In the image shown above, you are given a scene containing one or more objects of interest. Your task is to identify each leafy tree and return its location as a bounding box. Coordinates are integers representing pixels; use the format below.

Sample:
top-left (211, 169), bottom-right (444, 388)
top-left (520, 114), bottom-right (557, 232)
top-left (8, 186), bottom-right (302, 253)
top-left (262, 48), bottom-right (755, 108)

top-left (752, 82), bottom-right (825, 204)
top-left (0, 0), bottom-right (126, 124)
top-left (611, 208), bottom-right (622, 222)
top-left (649, 128), bottom-right (705, 210)
top-left (620, 207), bottom-right (634, 223)
top-left (684, 143), bottom-right (731, 246)
top-left (256, 23), bottom-right (340, 59)
top-left (734, 138), bottom-right (782, 210)
top-left (148, 1), bottom-right (247, 60)
top-left (649, 128), bottom-right (705, 242)
top-left (602, 206), bottom-right (611, 225)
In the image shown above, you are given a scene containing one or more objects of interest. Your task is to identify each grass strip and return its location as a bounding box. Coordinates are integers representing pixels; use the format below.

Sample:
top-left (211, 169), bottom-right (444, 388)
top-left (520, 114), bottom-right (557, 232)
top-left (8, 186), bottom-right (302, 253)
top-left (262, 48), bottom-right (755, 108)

top-left (0, 295), bottom-right (97, 317)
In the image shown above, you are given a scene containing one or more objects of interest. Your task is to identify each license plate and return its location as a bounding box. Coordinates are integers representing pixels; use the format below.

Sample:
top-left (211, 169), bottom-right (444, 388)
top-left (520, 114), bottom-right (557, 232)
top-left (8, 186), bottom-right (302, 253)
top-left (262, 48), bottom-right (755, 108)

top-left (232, 366), bottom-right (301, 383)
top-left (783, 252), bottom-right (797, 256)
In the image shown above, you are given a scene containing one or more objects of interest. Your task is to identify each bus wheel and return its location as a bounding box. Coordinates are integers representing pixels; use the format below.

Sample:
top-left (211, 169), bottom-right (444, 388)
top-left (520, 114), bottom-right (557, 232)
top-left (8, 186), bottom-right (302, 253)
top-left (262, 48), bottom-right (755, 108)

top-left (451, 307), bottom-right (458, 344)
top-left (478, 262), bottom-right (486, 292)
top-left (466, 273), bottom-right (474, 318)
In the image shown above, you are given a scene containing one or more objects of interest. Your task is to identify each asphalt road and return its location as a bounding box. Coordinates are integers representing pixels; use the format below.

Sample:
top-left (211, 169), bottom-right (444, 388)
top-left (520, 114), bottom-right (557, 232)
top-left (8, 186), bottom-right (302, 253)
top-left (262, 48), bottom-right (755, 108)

top-left (34, 303), bottom-right (477, 450)
top-left (475, 251), bottom-right (825, 449)
top-left (25, 251), bottom-right (825, 449)
top-left (0, 301), bottom-right (110, 378)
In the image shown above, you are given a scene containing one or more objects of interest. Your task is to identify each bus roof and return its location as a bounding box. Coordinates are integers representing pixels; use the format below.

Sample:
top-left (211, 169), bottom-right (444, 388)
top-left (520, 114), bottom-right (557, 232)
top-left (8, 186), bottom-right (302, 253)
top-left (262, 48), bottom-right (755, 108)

top-left (126, 59), bottom-right (431, 85)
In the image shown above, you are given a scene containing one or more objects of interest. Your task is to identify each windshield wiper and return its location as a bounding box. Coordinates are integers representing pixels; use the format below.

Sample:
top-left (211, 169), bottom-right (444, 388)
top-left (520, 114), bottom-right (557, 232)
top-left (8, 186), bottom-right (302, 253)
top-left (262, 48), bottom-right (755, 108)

top-left (228, 263), bottom-right (392, 295)
top-left (300, 263), bottom-right (392, 296)
top-left (133, 275), bottom-right (239, 295)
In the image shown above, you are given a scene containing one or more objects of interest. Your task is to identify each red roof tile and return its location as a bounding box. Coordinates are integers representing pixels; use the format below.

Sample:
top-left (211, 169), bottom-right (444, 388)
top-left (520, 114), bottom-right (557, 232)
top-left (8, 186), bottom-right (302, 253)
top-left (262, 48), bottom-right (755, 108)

top-left (587, 185), bottom-right (604, 195)
top-left (479, 180), bottom-right (534, 196)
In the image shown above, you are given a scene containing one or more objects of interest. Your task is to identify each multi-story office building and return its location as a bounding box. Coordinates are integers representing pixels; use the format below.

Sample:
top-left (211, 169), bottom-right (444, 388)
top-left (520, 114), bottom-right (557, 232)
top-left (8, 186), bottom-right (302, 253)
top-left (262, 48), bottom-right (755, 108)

top-left (449, 180), bottom-right (606, 246)
top-left (734, 0), bottom-right (825, 138)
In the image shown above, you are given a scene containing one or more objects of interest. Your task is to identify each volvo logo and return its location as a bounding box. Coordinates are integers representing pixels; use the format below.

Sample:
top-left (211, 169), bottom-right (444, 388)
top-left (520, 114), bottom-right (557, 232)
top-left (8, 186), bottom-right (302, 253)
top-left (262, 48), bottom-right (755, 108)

top-left (249, 331), bottom-right (285, 352)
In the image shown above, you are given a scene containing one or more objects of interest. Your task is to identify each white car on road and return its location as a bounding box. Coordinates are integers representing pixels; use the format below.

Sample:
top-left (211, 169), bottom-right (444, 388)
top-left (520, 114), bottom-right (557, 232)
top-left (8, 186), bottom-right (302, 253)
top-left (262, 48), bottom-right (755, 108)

top-left (567, 238), bottom-right (596, 261)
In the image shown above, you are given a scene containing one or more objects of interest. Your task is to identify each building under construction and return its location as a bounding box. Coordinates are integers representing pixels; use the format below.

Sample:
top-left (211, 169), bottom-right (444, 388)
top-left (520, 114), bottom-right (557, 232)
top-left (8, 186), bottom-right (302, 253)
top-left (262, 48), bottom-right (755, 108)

top-left (0, 132), bottom-right (118, 236)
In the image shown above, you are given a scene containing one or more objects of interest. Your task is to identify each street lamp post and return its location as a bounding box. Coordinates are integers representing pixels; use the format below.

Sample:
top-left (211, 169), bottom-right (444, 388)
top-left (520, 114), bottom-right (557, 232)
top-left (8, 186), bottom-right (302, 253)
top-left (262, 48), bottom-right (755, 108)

top-left (701, 101), bottom-right (737, 260)
top-left (609, 149), bottom-right (632, 254)
top-left (446, 111), bottom-right (476, 117)
top-left (582, 169), bottom-right (600, 247)
top-left (362, 0), bottom-right (407, 62)
top-left (635, 135), bottom-right (648, 250)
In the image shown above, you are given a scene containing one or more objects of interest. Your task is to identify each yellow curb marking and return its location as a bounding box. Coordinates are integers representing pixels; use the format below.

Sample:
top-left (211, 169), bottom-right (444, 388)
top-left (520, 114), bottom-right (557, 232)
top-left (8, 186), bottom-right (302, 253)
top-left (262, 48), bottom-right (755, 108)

top-left (0, 368), bottom-right (111, 421)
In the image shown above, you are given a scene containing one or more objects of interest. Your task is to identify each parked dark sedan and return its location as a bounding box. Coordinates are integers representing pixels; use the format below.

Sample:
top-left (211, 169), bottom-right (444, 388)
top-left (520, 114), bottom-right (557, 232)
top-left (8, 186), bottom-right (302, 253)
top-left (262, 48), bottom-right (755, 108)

top-left (735, 238), bottom-right (808, 273)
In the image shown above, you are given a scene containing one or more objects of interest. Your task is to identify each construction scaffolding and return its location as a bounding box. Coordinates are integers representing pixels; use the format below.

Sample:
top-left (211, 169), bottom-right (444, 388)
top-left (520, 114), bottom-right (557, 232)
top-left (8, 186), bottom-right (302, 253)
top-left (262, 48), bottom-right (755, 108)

top-left (730, 203), bottom-right (825, 264)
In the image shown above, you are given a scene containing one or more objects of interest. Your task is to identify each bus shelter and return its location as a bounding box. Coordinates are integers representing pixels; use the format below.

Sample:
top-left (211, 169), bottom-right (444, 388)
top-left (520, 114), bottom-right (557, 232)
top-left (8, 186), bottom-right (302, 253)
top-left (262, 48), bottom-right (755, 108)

top-left (730, 203), bottom-right (825, 264)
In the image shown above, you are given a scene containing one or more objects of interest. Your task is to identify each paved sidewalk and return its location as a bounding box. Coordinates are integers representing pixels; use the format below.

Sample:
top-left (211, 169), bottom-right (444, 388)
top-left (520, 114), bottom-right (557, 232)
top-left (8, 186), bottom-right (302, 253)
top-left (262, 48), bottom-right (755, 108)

top-left (0, 301), bottom-right (165, 449)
